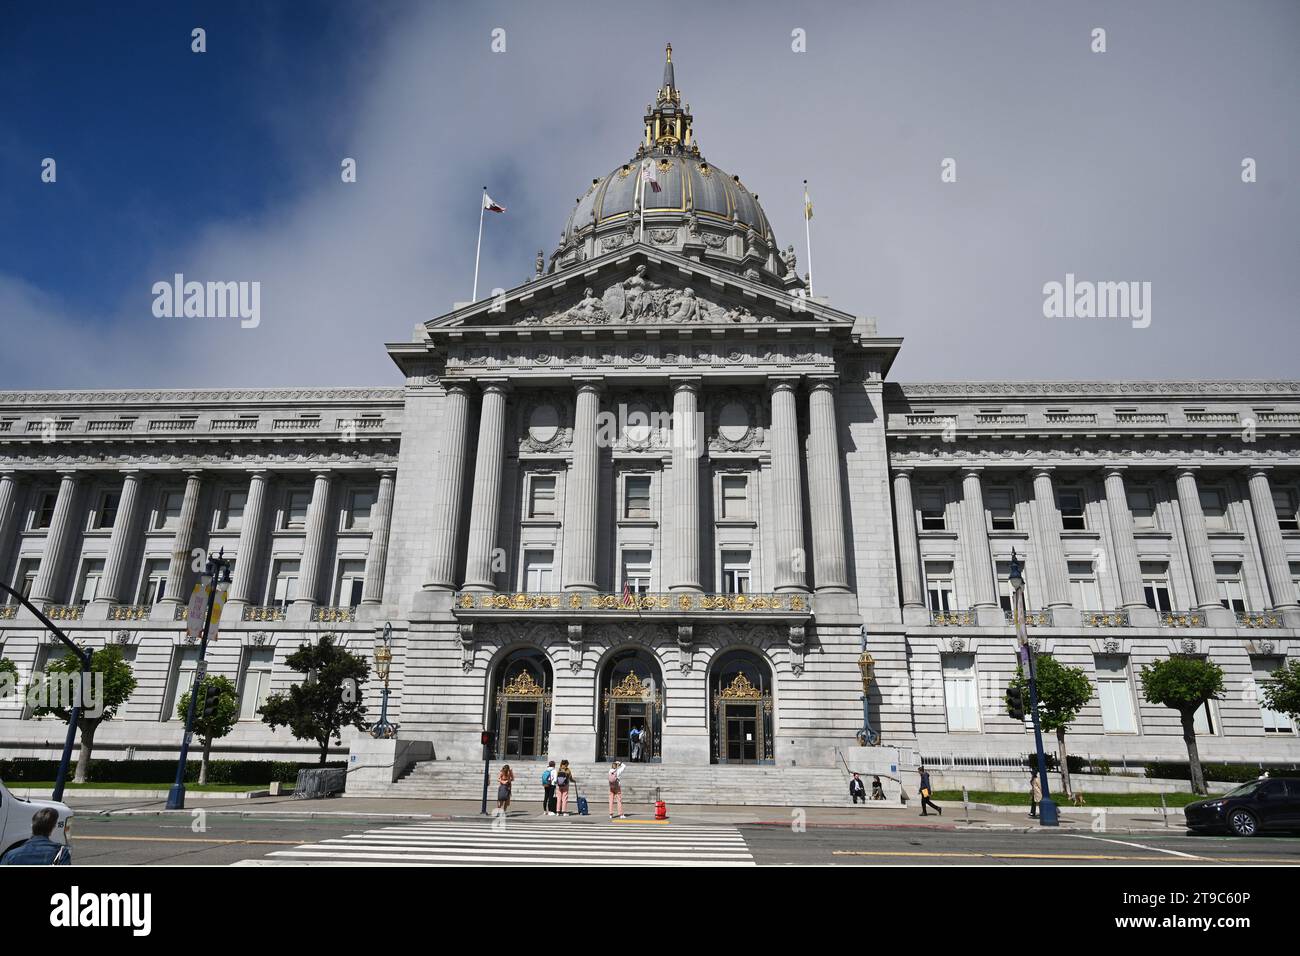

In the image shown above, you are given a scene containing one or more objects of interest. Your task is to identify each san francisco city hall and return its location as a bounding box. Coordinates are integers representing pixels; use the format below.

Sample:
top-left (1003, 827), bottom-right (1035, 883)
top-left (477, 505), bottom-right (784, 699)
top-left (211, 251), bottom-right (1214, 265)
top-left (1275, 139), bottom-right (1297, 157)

top-left (1, 50), bottom-right (1297, 800)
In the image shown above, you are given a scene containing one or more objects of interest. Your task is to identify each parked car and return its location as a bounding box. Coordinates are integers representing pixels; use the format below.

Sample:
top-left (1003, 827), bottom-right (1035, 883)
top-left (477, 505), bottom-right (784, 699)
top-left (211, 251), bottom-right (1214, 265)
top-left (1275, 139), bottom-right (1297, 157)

top-left (0, 778), bottom-right (74, 858)
top-left (1184, 777), bottom-right (1300, 836)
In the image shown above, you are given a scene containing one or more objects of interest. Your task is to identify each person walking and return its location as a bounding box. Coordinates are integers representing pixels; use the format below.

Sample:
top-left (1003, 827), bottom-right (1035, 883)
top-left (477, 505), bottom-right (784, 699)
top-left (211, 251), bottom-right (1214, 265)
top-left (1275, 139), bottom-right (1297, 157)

top-left (542, 760), bottom-right (557, 816)
top-left (554, 760), bottom-right (576, 815)
top-left (496, 764), bottom-right (515, 814)
top-left (1, 807), bottom-right (70, 865)
top-left (1029, 771), bottom-right (1042, 819)
top-left (608, 759), bottom-right (626, 819)
top-left (849, 772), bottom-right (866, 805)
top-left (918, 766), bottom-right (942, 816)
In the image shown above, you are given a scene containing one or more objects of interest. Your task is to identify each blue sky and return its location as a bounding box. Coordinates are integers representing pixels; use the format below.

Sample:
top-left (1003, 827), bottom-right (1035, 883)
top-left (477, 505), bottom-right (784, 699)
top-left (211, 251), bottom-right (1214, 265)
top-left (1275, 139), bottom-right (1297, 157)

top-left (1, 0), bottom-right (1297, 388)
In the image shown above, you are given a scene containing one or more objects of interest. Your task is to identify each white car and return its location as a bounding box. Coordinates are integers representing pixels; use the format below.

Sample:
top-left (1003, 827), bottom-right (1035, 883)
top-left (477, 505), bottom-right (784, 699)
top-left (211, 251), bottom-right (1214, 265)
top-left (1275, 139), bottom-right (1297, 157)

top-left (0, 778), bottom-right (74, 858)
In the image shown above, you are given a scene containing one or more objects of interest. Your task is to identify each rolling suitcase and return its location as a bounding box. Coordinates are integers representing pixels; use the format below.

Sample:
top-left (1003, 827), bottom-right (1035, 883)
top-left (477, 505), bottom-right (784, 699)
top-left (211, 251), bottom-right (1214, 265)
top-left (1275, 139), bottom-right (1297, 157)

top-left (576, 787), bottom-right (589, 816)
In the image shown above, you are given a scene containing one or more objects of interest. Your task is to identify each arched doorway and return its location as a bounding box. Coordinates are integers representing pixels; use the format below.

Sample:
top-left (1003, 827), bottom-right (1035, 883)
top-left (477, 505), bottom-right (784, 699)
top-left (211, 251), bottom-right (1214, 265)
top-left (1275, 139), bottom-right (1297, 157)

top-left (490, 648), bottom-right (553, 760)
top-left (599, 648), bottom-right (663, 763)
top-left (710, 649), bottom-right (774, 765)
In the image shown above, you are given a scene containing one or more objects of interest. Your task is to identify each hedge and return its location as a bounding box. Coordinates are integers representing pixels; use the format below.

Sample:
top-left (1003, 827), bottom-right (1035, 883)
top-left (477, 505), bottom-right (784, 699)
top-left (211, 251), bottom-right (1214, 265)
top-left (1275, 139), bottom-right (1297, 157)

top-left (0, 758), bottom-right (346, 786)
top-left (1143, 761), bottom-right (1300, 784)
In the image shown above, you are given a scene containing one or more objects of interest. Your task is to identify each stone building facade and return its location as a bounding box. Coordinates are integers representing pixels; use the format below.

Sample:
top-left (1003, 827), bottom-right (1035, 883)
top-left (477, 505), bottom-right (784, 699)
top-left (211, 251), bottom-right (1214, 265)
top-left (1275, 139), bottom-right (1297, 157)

top-left (1, 49), bottom-right (1297, 777)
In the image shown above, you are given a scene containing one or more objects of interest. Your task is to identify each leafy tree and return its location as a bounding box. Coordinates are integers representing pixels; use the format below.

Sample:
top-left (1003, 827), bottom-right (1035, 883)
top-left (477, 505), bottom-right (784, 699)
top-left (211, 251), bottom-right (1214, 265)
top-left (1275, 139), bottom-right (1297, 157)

top-left (30, 645), bottom-right (137, 783)
top-left (176, 674), bottom-right (239, 785)
top-left (1260, 658), bottom-right (1300, 728)
top-left (1007, 655), bottom-right (1093, 797)
top-left (1139, 656), bottom-right (1225, 794)
top-left (259, 635), bottom-right (369, 764)
top-left (0, 657), bottom-right (18, 702)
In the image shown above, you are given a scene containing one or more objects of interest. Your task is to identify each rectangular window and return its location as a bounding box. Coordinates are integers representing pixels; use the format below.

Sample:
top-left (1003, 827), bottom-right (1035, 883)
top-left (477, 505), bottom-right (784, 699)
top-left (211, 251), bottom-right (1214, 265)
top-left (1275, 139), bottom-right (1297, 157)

top-left (1128, 488), bottom-right (1156, 530)
top-left (720, 475), bottom-right (749, 520)
top-left (95, 491), bottom-right (120, 530)
top-left (76, 559), bottom-right (105, 605)
top-left (34, 492), bottom-right (57, 530)
top-left (1069, 560), bottom-right (1101, 609)
top-left (621, 550), bottom-right (652, 594)
top-left (919, 488), bottom-right (946, 531)
top-left (239, 648), bottom-right (275, 721)
top-left (523, 550), bottom-right (555, 592)
top-left (1215, 562), bottom-right (1246, 614)
top-left (138, 558), bottom-right (169, 605)
top-left (1057, 489), bottom-right (1086, 531)
top-left (624, 475), bottom-right (652, 519)
top-left (10, 558), bottom-right (40, 603)
top-left (527, 475), bottom-right (557, 519)
top-left (1253, 657), bottom-right (1295, 733)
top-left (335, 559), bottom-right (366, 608)
top-left (1142, 562), bottom-right (1173, 613)
top-left (270, 560), bottom-right (300, 607)
top-left (925, 562), bottom-right (955, 612)
top-left (1192, 699), bottom-right (1217, 736)
top-left (345, 489), bottom-right (375, 531)
top-left (163, 647), bottom-right (202, 721)
top-left (155, 490), bottom-right (184, 530)
top-left (1199, 488), bottom-right (1228, 531)
top-left (721, 550), bottom-right (752, 595)
top-left (1095, 655), bottom-right (1138, 734)
top-left (986, 488), bottom-right (1016, 531)
top-left (217, 490), bottom-right (247, 531)
top-left (284, 491), bottom-right (311, 530)
top-left (1273, 489), bottom-right (1299, 532)
top-left (942, 653), bottom-right (981, 732)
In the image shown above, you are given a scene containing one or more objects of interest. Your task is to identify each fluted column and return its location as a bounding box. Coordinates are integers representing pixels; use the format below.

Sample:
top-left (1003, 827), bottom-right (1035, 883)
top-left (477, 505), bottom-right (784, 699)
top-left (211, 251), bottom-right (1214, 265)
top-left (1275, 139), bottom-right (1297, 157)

top-left (226, 471), bottom-right (270, 608)
top-left (294, 470), bottom-right (333, 608)
top-left (892, 469), bottom-right (926, 610)
top-left (960, 468), bottom-right (998, 609)
top-left (1174, 468), bottom-right (1219, 609)
top-left (0, 472), bottom-right (20, 584)
top-left (425, 383), bottom-right (472, 590)
top-left (1103, 468), bottom-right (1146, 609)
top-left (463, 382), bottom-right (510, 590)
top-left (362, 470), bottom-right (396, 605)
top-left (770, 379), bottom-right (808, 592)
top-left (29, 472), bottom-right (80, 604)
top-left (669, 378), bottom-right (702, 592)
top-left (562, 380), bottom-right (602, 591)
top-left (97, 471), bottom-right (143, 603)
top-left (1030, 468), bottom-right (1072, 608)
top-left (1247, 468), bottom-right (1299, 611)
top-left (806, 379), bottom-right (849, 592)
top-left (161, 472), bottom-right (203, 607)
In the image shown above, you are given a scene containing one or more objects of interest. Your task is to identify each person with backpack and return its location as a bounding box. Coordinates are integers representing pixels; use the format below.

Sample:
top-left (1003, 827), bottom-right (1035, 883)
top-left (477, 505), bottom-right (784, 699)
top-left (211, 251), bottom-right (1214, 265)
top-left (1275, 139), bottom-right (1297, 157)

top-left (608, 759), bottom-right (626, 819)
top-left (918, 765), bottom-right (943, 816)
top-left (629, 726), bottom-right (641, 762)
top-left (554, 760), bottom-right (576, 815)
top-left (541, 760), bottom-right (557, 816)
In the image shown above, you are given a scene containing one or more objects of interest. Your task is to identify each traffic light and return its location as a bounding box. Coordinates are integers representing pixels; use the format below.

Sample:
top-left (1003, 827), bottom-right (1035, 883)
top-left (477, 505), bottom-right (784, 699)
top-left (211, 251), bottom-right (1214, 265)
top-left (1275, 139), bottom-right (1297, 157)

top-left (480, 729), bottom-right (495, 756)
top-left (201, 684), bottom-right (220, 721)
top-left (1006, 683), bottom-right (1026, 721)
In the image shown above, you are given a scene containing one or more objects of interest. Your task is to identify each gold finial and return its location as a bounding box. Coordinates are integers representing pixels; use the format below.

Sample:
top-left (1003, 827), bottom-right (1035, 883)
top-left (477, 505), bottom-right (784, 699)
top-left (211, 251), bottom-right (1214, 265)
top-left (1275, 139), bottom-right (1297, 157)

top-left (665, 42), bottom-right (672, 63)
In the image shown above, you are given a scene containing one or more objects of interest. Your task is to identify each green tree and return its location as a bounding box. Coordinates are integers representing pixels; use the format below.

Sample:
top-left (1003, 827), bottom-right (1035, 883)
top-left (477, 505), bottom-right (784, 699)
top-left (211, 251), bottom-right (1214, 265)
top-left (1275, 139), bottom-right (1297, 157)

top-left (30, 645), bottom-right (137, 783)
top-left (1139, 656), bottom-right (1225, 794)
top-left (1007, 655), bottom-right (1093, 797)
top-left (0, 657), bottom-right (18, 702)
top-left (259, 635), bottom-right (369, 764)
top-left (176, 674), bottom-right (239, 785)
top-left (1260, 658), bottom-right (1300, 728)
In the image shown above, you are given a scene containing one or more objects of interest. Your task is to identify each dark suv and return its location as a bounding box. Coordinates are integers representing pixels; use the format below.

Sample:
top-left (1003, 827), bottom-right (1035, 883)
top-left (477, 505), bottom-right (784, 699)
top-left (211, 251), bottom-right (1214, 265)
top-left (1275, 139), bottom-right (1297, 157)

top-left (1184, 777), bottom-right (1300, 836)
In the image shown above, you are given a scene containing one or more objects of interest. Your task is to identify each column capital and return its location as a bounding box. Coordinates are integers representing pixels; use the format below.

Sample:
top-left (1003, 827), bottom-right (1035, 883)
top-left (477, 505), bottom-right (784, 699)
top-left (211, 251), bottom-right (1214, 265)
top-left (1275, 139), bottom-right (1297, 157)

top-left (892, 466), bottom-right (915, 478)
top-left (1030, 466), bottom-right (1056, 479)
top-left (669, 375), bottom-right (703, 392)
top-left (769, 376), bottom-right (801, 394)
top-left (807, 375), bottom-right (839, 392)
top-left (1244, 465), bottom-right (1273, 479)
top-left (309, 468), bottom-right (334, 479)
top-left (960, 466), bottom-right (985, 477)
top-left (479, 378), bottom-right (512, 396)
top-left (573, 377), bottom-right (605, 395)
top-left (1101, 465), bottom-right (1129, 477)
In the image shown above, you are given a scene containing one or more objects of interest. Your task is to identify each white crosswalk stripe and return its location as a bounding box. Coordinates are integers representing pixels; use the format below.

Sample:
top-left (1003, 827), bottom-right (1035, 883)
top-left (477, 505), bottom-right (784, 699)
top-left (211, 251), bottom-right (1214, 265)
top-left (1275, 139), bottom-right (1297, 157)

top-left (235, 819), bottom-right (756, 866)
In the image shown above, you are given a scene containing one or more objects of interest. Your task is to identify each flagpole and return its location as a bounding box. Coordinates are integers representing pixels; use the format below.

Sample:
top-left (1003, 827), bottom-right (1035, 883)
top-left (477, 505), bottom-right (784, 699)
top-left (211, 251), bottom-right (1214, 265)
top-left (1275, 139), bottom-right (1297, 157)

top-left (472, 186), bottom-right (487, 302)
top-left (639, 162), bottom-right (646, 244)
top-left (803, 179), bottom-right (814, 299)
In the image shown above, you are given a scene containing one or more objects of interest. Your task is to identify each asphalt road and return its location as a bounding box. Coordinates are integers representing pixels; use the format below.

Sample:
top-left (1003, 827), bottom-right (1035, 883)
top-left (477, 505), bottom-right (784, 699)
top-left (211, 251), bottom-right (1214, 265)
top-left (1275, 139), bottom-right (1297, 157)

top-left (59, 810), bottom-right (1300, 866)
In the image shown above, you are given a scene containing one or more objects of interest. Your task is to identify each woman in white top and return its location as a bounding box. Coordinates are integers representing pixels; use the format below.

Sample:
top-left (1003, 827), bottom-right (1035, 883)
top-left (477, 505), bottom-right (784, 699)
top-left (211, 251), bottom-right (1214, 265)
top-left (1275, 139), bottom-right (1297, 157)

top-left (608, 760), bottom-right (626, 819)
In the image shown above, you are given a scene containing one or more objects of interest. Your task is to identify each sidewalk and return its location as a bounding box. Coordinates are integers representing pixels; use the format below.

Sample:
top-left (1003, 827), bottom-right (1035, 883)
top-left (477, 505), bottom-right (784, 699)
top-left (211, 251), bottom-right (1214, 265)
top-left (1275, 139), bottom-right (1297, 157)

top-left (58, 793), bottom-right (1187, 833)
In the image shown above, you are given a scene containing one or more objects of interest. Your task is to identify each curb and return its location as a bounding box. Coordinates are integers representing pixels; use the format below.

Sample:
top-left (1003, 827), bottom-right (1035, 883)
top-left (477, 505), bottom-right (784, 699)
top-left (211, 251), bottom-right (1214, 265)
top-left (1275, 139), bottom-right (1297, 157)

top-left (15, 788), bottom-right (270, 801)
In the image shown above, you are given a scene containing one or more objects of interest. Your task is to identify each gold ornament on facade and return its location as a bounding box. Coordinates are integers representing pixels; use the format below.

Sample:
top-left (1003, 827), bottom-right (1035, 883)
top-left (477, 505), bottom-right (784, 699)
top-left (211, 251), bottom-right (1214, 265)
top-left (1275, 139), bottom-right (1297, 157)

top-left (610, 670), bottom-right (650, 699)
top-left (500, 670), bottom-right (547, 699)
top-left (719, 672), bottom-right (762, 700)
top-left (857, 652), bottom-right (876, 694)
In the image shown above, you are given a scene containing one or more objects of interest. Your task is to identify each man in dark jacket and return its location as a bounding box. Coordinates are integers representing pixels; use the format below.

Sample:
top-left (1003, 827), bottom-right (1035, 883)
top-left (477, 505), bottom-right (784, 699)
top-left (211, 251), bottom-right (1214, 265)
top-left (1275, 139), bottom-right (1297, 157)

top-left (918, 766), bottom-right (943, 817)
top-left (849, 773), bottom-right (866, 804)
top-left (1, 807), bottom-right (70, 865)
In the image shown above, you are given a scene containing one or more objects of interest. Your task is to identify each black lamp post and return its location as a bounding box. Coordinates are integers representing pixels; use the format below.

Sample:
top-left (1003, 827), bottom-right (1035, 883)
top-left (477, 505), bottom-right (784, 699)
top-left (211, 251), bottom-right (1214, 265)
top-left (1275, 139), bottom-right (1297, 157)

top-left (1009, 549), bottom-right (1059, 827)
top-left (856, 626), bottom-right (879, 746)
top-left (369, 622), bottom-right (398, 739)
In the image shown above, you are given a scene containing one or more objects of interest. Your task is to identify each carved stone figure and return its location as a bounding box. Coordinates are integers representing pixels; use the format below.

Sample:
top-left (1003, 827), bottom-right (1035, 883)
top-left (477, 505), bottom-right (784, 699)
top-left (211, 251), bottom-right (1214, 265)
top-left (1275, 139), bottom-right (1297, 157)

top-left (782, 244), bottom-right (798, 277)
top-left (668, 287), bottom-right (704, 323)
top-left (623, 264), bottom-right (649, 320)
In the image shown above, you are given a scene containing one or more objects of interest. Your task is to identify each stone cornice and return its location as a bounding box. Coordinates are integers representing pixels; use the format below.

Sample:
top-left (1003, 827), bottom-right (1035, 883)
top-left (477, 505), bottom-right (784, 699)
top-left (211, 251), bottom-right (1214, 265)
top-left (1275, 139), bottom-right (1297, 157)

top-left (0, 386), bottom-right (405, 409)
top-left (892, 381), bottom-right (1300, 400)
top-left (888, 434), bottom-right (1300, 468)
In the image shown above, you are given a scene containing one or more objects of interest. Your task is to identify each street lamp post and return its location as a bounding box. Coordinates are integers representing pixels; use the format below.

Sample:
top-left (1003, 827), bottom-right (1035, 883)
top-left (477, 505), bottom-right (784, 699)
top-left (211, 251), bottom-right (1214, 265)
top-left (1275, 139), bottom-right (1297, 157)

top-left (856, 627), bottom-right (879, 746)
top-left (1009, 549), bottom-right (1059, 827)
top-left (369, 622), bottom-right (399, 739)
top-left (165, 551), bottom-right (232, 811)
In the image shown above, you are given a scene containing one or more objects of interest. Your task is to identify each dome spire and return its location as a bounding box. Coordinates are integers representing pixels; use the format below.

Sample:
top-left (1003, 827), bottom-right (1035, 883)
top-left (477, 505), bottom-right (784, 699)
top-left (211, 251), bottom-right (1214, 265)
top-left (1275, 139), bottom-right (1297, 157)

top-left (662, 42), bottom-right (675, 92)
top-left (643, 42), bottom-right (696, 155)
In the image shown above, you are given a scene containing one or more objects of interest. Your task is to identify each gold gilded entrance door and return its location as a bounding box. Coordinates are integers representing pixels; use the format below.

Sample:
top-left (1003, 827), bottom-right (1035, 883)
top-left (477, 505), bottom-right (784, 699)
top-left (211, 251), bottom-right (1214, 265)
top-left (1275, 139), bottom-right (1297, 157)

top-left (712, 673), bottom-right (773, 765)
top-left (602, 671), bottom-right (662, 762)
top-left (494, 670), bottom-right (552, 759)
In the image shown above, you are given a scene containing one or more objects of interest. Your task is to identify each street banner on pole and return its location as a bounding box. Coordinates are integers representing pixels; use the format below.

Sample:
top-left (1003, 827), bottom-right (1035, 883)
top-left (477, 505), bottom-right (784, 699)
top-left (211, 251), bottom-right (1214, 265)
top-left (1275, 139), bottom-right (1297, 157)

top-left (185, 583), bottom-right (207, 641)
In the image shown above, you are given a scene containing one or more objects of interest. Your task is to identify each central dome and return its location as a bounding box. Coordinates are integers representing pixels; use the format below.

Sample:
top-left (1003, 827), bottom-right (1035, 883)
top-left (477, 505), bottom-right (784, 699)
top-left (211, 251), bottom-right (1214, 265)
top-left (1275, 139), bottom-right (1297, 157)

top-left (551, 45), bottom-right (802, 294)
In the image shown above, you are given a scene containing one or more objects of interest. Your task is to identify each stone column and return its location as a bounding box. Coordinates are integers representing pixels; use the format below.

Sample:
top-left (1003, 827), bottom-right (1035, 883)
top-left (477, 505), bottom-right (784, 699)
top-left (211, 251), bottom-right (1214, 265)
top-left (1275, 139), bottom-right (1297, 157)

top-left (160, 472), bottom-right (203, 608)
top-left (96, 471), bottom-right (144, 604)
top-left (806, 378), bottom-right (849, 592)
top-left (562, 380), bottom-right (602, 592)
top-left (425, 383), bottom-right (472, 590)
top-left (669, 378), bottom-right (702, 592)
top-left (1247, 468), bottom-right (1300, 616)
top-left (770, 379), bottom-right (808, 592)
top-left (1174, 468), bottom-right (1222, 613)
top-left (30, 472), bottom-right (80, 604)
top-left (294, 470), bottom-right (333, 610)
top-left (892, 469), bottom-right (927, 615)
top-left (362, 470), bottom-right (396, 605)
top-left (1030, 468), bottom-right (1072, 610)
top-left (463, 382), bottom-right (510, 590)
top-left (225, 471), bottom-right (270, 610)
top-left (1102, 468), bottom-right (1148, 614)
top-left (0, 472), bottom-right (20, 584)
top-left (960, 468), bottom-right (999, 621)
